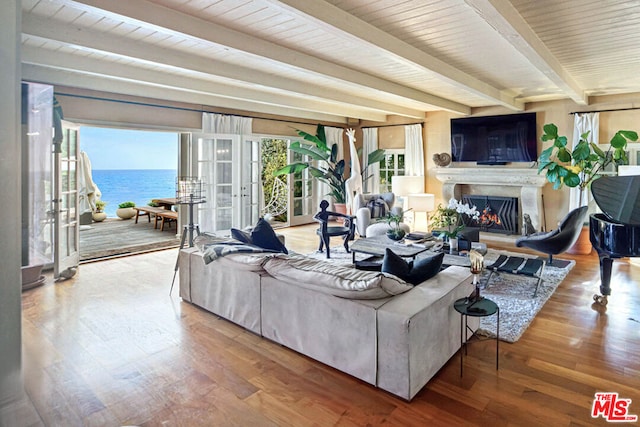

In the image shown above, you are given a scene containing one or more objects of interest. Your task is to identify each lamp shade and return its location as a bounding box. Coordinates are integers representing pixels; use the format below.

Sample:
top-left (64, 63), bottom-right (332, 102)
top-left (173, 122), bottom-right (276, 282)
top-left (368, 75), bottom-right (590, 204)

top-left (407, 193), bottom-right (435, 212)
top-left (618, 165), bottom-right (640, 176)
top-left (391, 175), bottom-right (424, 196)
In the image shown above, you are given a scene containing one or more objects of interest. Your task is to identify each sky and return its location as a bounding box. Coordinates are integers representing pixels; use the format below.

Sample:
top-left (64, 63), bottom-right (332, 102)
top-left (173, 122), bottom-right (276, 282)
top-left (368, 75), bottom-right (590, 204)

top-left (80, 127), bottom-right (178, 170)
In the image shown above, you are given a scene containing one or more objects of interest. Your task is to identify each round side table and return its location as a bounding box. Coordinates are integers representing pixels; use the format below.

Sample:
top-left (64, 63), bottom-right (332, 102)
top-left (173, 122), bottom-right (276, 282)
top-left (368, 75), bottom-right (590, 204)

top-left (454, 296), bottom-right (499, 376)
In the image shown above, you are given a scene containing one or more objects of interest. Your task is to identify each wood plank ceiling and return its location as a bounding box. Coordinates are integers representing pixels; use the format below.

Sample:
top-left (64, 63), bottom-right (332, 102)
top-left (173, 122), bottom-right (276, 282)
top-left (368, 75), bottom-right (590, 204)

top-left (20, 0), bottom-right (640, 124)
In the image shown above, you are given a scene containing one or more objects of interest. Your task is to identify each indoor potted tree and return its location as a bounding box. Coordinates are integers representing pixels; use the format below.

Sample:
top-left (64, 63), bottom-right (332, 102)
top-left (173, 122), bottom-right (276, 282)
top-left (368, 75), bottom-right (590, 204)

top-left (537, 123), bottom-right (638, 253)
top-left (273, 124), bottom-right (385, 215)
top-left (116, 201), bottom-right (136, 220)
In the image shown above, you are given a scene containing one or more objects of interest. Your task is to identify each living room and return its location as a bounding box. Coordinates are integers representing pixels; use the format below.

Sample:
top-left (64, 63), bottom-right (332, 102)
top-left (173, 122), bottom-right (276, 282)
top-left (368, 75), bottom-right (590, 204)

top-left (3, 1), bottom-right (640, 425)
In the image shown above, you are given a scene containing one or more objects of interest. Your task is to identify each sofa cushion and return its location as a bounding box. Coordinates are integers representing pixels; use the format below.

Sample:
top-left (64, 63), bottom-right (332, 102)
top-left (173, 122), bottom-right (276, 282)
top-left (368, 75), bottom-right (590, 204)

top-left (366, 197), bottom-right (389, 218)
top-left (262, 254), bottom-right (412, 299)
top-left (251, 218), bottom-right (288, 254)
top-left (231, 228), bottom-right (253, 244)
top-left (382, 249), bottom-right (444, 285)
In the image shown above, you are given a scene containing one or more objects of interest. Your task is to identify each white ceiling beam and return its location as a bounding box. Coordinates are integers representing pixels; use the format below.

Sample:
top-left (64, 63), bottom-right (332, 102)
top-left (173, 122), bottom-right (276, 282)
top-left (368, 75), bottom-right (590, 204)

top-left (269, 0), bottom-right (524, 111)
top-left (464, 0), bottom-right (588, 105)
top-left (22, 64), bottom-right (350, 124)
top-left (22, 46), bottom-right (392, 122)
top-left (59, 0), bottom-right (470, 114)
top-left (22, 14), bottom-right (428, 120)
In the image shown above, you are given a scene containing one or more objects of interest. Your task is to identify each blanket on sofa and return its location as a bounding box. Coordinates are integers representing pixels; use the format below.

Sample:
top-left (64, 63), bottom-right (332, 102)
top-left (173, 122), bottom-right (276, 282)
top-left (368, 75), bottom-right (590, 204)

top-left (195, 234), bottom-right (277, 264)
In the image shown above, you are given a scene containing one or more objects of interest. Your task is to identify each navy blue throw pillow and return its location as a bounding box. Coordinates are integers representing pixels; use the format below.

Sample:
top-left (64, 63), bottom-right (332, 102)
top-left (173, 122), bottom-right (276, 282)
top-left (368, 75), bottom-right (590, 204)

top-left (382, 248), bottom-right (443, 285)
top-left (406, 252), bottom-right (444, 285)
top-left (231, 228), bottom-right (253, 244)
top-left (381, 248), bottom-right (411, 279)
top-left (250, 218), bottom-right (288, 254)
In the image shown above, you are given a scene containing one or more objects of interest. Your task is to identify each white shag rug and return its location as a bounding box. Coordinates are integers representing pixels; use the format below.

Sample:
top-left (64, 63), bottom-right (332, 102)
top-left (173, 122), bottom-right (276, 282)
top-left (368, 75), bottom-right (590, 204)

top-left (304, 246), bottom-right (575, 343)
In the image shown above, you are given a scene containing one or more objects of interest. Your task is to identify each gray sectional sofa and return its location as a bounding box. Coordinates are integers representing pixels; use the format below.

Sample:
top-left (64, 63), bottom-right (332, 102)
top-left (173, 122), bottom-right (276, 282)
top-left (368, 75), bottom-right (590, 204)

top-left (179, 248), bottom-right (477, 400)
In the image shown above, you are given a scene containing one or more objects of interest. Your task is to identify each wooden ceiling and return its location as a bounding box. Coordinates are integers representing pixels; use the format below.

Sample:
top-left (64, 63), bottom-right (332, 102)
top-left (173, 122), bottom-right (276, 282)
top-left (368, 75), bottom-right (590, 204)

top-left (21, 0), bottom-right (640, 123)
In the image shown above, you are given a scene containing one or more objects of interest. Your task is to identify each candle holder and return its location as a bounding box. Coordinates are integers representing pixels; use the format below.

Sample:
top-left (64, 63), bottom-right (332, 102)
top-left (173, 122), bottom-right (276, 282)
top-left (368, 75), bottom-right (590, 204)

top-left (469, 249), bottom-right (484, 302)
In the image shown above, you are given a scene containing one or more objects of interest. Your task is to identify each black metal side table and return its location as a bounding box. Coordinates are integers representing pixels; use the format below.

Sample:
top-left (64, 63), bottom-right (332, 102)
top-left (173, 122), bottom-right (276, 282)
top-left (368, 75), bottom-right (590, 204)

top-left (454, 296), bottom-right (499, 376)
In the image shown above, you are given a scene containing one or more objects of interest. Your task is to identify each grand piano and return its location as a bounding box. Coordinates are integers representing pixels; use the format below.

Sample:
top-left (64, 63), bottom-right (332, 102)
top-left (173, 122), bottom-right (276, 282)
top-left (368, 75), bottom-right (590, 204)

top-left (589, 175), bottom-right (640, 305)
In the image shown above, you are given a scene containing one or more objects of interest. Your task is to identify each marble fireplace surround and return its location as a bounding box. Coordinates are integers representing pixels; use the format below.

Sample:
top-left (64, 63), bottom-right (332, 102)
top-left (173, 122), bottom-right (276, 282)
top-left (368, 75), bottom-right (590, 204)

top-left (435, 168), bottom-right (548, 234)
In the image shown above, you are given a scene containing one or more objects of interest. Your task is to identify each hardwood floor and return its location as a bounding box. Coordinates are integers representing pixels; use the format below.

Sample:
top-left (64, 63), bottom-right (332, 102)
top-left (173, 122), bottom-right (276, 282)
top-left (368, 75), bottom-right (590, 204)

top-left (20, 224), bottom-right (640, 426)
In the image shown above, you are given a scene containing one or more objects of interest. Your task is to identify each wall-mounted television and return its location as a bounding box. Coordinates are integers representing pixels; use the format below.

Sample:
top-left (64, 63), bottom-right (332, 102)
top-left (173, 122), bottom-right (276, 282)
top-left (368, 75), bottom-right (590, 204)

top-left (450, 112), bottom-right (537, 164)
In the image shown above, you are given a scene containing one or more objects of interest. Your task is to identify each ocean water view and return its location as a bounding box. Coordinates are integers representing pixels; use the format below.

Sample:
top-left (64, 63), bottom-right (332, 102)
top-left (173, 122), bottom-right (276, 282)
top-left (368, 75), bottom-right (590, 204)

top-left (92, 169), bottom-right (177, 218)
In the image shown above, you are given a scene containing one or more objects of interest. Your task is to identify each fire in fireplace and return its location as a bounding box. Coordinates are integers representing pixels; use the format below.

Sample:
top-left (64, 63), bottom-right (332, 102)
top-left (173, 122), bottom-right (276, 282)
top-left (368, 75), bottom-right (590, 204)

top-left (461, 195), bottom-right (518, 234)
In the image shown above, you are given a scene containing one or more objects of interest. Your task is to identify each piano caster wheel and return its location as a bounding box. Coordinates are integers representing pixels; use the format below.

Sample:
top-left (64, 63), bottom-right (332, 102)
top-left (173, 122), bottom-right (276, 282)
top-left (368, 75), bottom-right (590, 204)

top-left (593, 294), bottom-right (608, 306)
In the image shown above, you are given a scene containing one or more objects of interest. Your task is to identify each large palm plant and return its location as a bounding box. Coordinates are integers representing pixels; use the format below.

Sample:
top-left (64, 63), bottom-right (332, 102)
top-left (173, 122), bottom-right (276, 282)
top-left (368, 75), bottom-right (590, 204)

top-left (273, 124), bottom-right (385, 204)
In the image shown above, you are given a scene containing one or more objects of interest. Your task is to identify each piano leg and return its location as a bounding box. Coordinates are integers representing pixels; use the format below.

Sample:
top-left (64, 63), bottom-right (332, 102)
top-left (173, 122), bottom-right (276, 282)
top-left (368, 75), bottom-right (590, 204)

top-left (594, 254), bottom-right (614, 306)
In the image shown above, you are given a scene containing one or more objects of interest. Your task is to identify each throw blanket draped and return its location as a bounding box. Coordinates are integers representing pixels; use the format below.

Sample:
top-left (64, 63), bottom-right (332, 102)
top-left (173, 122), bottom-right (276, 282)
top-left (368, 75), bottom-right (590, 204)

top-left (195, 235), bottom-right (277, 264)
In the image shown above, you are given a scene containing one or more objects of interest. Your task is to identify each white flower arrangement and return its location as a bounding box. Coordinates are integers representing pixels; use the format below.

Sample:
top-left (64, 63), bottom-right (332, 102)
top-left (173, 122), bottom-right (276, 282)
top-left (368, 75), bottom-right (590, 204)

top-left (432, 198), bottom-right (480, 238)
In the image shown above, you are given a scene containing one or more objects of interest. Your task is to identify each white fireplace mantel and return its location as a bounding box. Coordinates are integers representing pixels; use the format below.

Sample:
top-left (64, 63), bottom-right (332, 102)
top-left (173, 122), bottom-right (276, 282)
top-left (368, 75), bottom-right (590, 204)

top-left (435, 168), bottom-right (548, 232)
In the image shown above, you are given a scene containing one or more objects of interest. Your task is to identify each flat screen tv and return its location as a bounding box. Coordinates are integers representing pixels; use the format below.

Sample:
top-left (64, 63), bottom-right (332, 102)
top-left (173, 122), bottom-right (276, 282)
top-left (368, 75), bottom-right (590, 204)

top-left (450, 112), bottom-right (537, 164)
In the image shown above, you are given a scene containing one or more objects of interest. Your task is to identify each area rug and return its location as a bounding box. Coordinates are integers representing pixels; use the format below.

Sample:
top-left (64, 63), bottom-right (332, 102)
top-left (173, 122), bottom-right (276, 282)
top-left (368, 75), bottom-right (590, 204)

top-left (303, 246), bottom-right (575, 343)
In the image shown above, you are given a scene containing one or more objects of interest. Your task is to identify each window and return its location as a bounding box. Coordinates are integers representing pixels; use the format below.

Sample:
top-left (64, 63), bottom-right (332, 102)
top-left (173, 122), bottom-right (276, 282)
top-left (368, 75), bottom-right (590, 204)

top-left (379, 150), bottom-right (405, 193)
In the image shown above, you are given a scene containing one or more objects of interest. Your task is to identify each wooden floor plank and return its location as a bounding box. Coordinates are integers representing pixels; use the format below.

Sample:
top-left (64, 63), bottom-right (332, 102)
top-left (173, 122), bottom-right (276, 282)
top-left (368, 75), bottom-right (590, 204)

top-left (20, 224), bottom-right (640, 426)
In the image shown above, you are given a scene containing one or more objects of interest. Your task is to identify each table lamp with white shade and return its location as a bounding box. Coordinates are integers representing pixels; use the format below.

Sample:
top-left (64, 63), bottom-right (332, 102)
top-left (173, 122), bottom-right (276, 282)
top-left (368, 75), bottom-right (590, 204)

top-left (391, 175), bottom-right (424, 209)
top-left (407, 193), bottom-right (435, 232)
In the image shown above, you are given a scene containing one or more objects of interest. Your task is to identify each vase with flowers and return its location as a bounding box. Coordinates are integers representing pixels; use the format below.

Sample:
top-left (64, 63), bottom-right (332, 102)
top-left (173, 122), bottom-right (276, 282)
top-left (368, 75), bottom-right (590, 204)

top-left (431, 198), bottom-right (480, 253)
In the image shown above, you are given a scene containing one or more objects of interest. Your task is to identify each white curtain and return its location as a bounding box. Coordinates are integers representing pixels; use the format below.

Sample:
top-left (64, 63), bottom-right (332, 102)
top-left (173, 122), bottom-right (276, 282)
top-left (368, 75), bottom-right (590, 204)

top-left (202, 112), bottom-right (252, 134)
top-left (318, 126), bottom-right (344, 207)
top-left (78, 151), bottom-right (101, 213)
top-left (571, 112), bottom-right (599, 210)
top-left (405, 124), bottom-right (425, 176)
top-left (362, 128), bottom-right (380, 194)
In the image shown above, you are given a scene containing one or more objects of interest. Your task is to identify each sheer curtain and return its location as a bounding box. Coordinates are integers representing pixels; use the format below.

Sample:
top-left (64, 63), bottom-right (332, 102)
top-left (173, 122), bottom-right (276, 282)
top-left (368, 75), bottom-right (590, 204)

top-left (571, 112), bottom-right (599, 210)
top-left (405, 124), bottom-right (425, 176)
top-left (362, 128), bottom-right (380, 194)
top-left (202, 112), bottom-right (252, 134)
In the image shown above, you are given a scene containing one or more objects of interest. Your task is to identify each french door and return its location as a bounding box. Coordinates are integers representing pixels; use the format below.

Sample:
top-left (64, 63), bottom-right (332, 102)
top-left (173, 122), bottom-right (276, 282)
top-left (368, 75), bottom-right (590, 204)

top-left (287, 142), bottom-right (315, 226)
top-left (193, 133), bottom-right (260, 232)
top-left (54, 121), bottom-right (80, 279)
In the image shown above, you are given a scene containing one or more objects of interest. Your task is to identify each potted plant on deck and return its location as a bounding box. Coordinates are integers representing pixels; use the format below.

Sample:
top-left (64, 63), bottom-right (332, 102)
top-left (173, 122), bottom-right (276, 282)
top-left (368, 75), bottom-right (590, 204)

top-left (537, 123), bottom-right (638, 253)
top-left (116, 201), bottom-right (136, 220)
top-left (92, 200), bottom-right (107, 222)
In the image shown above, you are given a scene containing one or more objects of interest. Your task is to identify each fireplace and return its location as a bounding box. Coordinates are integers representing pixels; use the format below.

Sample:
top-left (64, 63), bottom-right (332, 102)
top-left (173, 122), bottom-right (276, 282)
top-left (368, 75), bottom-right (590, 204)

top-left (462, 195), bottom-right (518, 235)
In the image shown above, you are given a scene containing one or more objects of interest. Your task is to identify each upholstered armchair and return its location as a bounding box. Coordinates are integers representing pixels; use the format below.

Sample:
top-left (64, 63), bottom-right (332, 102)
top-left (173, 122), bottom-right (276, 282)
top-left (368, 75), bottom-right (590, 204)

top-left (354, 192), bottom-right (404, 237)
top-left (515, 206), bottom-right (588, 266)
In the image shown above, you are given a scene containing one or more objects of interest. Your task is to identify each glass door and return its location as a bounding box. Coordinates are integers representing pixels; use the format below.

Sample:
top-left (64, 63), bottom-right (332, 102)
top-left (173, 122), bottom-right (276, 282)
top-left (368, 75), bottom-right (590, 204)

top-left (288, 143), bottom-right (315, 226)
top-left (194, 134), bottom-right (260, 232)
top-left (54, 121), bottom-right (80, 279)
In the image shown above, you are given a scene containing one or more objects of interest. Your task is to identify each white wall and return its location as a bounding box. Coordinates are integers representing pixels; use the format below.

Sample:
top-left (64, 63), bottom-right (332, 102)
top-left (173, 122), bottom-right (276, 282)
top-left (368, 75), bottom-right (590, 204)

top-left (0, 0), bottom-right (24, 407)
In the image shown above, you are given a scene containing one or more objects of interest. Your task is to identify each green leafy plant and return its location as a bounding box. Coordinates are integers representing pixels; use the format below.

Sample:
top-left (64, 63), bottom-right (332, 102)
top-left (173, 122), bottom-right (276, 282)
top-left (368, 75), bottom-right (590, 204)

top-left (273, 124), bottom-right (385, 204)
top-left (538, 123), bottom-right (638, 203)
top-left (118, 201), bottom-right (136, 209)
top-left (95, 200), bottom-right (106, 212)
top-left (147, 201), bottom-right (159, 207)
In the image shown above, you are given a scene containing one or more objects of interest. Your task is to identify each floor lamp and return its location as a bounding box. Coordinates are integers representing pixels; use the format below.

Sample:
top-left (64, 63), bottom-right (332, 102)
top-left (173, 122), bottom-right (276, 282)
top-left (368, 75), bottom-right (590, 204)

top-left (170, 177), bottom-right (206, 295)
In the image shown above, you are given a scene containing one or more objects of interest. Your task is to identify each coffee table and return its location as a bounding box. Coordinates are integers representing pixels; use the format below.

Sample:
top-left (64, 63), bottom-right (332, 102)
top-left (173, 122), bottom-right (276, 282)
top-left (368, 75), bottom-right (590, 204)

top-left (350, 234), bottom-right (433, 265)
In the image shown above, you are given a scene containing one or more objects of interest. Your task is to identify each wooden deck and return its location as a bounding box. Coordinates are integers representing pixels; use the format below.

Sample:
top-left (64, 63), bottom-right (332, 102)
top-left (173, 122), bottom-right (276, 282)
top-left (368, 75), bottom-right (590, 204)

top-left (79, 217), bottom-right (180, 261)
